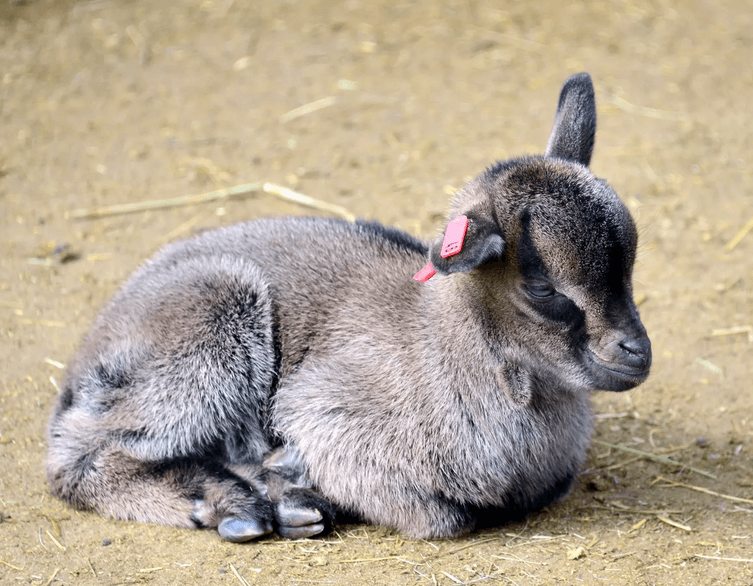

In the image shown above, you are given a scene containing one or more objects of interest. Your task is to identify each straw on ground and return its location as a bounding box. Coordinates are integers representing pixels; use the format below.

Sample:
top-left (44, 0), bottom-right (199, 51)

top-left (593, 440), bottom-right (716, 479)
top-left (66, 182), bottom-right (356, 222)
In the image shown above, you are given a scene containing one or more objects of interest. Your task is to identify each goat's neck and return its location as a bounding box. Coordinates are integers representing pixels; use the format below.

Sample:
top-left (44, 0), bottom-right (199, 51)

top-left (421, 273), bottom-right (582, 413)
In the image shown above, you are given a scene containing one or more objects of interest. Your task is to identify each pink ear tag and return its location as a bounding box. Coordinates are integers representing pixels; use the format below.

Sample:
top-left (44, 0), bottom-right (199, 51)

top-left (413, 215), bottom-right (469, 283)
top-left (440, 215), bottom-right (469, 258)
top-left (413, 262), bottom-right (436, 282)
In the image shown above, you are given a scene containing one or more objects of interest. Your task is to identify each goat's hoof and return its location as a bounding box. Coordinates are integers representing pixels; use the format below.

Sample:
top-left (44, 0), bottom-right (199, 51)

top-left (276, 502), bottom-right (326, 538)
top-left (273, 487), bottom-right (335, 539)
top-left (277, 503), bottom-right (323, 527)
top-left (277, 522), bottom-right (326, 539)
top-left (218, 517), bottom-right (273, 542)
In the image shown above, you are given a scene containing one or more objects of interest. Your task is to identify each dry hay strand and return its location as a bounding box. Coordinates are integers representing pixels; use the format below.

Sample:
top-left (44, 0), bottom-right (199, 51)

top-left (602, 443), bottom-right (693, 472)
top-left (654, 515), bottom-right (692, 532)
top-left (606, 93), bottom-right (691, 121)
top-left (695, 554), bottom-right (753, 563)
top-left (66, 182), bottom-right (356, 222)
top-left (49, 376), bottom-right (61, 393)
top-left (43, 358), bottom-right (66, 370)
top-left (695, 357), bottom-right (724, 376)
top-left (653, 476), bottom-right (753, 506)
top-left (45, 530), bottom-right (66, 552)
top-left (161, 211), bottom-right (209, 244)
top-left (43, 568), bottom-right (59, 586)
top-left (589, 502), bottom-right (683, 516)
top-left (710, 325), bottom-right (753, 344)
top-left (17, 318), bottom-right (66, 328)
top-left (428, 537), bottom-right (505, 561)
top-left (230, 563), bottom-right (251, 586)
top-left (593, 440), bottom-right (716, 479)
top-left (280, 97), bottom-right (338, 124)
top-left (338, 555), bottom-right (419, 565)
top-left (726, 214), bottom-right (753, 251)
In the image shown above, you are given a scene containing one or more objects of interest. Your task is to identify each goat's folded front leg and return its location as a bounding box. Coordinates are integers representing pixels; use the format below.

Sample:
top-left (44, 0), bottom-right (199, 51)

top-left (229, 449), bottom-right (338, 540)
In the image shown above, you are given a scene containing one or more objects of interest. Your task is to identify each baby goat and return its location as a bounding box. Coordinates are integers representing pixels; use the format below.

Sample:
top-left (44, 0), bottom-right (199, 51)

top-left (47, 73), bottom-right (651, 541)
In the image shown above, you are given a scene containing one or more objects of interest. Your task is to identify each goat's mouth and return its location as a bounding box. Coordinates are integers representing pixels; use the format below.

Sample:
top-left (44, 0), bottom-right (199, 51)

top-left (583, 350), bottom-right (651, 392)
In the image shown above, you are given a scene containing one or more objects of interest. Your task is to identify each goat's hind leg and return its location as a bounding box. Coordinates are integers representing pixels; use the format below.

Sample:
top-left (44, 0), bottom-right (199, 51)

top-left (46, 255), bottom-right (283, 541)
top-left (48, 444), bottom-right (276, 542)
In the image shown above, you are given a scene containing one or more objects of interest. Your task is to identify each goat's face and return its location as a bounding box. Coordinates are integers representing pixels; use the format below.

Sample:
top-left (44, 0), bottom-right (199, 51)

top-left (499, 160), bottom-right (651, 392)
top-left (430, 158), bottom-right (651, 393)
top-left (429, 73), bottom-right (651, 394)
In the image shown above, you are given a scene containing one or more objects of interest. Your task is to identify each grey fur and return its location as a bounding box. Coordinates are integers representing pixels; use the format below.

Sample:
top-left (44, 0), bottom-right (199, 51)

top-left (46, 72), bottom-right (651, 540)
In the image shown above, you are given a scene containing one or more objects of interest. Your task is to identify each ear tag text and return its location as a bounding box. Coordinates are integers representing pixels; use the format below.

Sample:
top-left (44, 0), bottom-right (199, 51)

top-left (412, 215), bottom-right (469, 282)
top-left (440, 215), bottom-right (469, 258)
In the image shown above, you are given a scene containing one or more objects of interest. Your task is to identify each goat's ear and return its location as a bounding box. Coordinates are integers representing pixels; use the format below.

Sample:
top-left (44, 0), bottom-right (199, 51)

top-left (545, 72), bottom-right (596, 167)
top-left (429, 211), bottom-right (505, 275)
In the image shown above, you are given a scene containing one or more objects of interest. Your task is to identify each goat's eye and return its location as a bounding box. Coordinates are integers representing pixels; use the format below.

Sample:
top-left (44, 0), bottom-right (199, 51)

top-left (524, 281), bottom-right (557, 299)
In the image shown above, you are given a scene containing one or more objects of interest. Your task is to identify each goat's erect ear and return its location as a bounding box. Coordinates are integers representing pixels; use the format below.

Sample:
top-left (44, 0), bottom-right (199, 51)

top-left (429, 211), bottom-right (505, 275)
top-left (545, 72), bottom-right (596, 167)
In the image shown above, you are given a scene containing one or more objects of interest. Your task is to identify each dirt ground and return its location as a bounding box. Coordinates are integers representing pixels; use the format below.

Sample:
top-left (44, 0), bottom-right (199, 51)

top-left (1, 0), bottom-right (752, 584)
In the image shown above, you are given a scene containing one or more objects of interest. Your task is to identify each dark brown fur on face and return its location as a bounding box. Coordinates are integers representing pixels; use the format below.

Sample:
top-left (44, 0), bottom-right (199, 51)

top-left (46, 73), bottom-right (651, 541)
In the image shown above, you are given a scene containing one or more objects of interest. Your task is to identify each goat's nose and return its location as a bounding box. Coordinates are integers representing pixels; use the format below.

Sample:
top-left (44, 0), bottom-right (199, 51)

top-left (617, 335), bottom-right (652, 369)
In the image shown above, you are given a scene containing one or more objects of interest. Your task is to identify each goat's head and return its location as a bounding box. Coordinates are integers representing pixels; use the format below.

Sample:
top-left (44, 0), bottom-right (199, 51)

top-left (428, 73), bottom-right (651, 393)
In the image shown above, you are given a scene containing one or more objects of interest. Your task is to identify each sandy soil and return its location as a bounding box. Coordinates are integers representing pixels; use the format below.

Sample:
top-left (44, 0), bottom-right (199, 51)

top-left (1, 0), bottom-right (752, 584)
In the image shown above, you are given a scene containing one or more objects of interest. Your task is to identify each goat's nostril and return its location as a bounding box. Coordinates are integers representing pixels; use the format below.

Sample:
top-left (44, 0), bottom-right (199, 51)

top-left (618, 336), bottom-right (652, 364)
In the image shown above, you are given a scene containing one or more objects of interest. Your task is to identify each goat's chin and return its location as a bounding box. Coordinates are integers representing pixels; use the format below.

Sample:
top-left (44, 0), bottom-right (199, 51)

top-left (583, 351), bottom-right (650, 392)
